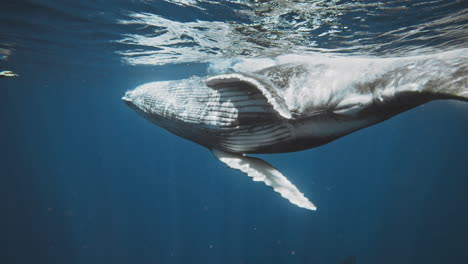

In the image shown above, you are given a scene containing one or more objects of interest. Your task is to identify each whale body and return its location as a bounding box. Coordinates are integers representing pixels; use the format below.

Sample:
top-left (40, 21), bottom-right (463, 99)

top-left (123, 50), bottom-right (467, 210)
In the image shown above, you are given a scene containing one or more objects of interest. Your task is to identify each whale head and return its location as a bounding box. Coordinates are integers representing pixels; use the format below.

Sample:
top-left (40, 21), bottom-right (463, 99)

top-left (123, 73), bottom-right (295, 153)
top-left (123, 77), bottom-right (219, 145)
top-left (123, 78), bottom-right (207, 123)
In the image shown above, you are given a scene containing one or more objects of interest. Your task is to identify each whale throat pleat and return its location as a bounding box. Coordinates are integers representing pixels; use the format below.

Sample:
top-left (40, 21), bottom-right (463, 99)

top-left (196, 82), bottom-right (293, 152)
top-left (203, 81), bottom-right (282, 129)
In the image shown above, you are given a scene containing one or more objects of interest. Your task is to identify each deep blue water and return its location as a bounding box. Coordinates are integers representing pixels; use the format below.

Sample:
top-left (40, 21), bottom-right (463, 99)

top-left (1, 1), bottom-right (468, 264)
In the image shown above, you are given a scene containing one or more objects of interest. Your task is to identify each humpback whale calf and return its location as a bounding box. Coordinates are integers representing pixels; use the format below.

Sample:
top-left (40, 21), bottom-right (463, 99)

top-left (123, 49), bottom-right (467, 210)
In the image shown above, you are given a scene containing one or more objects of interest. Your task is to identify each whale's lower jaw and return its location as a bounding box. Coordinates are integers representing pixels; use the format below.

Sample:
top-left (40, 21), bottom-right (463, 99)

top-left (147, 115), bottom-right (381, 154)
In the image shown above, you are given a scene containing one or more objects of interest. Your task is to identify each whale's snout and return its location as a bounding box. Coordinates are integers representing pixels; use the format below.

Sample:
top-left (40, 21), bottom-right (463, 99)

top-left (122, 91), bottom-right (133, 102)
top-left (122, 91), bottom-right (134, 108)
top-left (122, 78), bottom-right (210, 123)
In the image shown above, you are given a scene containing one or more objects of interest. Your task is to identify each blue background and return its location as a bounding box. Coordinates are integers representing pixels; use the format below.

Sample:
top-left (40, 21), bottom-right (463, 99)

top-left (1, 1), bottom-right (468, 263)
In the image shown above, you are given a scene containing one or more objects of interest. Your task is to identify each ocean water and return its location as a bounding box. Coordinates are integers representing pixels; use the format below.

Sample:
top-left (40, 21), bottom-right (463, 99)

top-left (1, 1), bottom-right (467, 264)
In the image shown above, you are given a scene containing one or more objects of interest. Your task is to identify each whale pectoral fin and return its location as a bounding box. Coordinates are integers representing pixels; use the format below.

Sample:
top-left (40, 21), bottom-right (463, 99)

top-left (206, 73), bottom-right (292, 119)
top-left (212, 149), bottom-right (316, 210)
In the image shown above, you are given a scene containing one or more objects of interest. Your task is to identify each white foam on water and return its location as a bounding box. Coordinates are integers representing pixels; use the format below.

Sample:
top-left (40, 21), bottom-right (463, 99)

top-left (116, 1), bottom-right (468, 66)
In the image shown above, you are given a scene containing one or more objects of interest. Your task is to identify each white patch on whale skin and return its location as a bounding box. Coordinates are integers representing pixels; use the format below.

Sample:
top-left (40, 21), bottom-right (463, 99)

top-left (334, 94), bottom-right (374, 115)
top-left (204, 93), bottom-right (239, 127)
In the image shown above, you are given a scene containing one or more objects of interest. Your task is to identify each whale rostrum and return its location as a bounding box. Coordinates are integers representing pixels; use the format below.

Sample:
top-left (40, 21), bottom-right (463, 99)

top-left (123, 50), bottom-right (467, 210)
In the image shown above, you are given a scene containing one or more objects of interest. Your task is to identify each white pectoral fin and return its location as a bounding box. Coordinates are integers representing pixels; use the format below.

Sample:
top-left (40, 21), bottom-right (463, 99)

top-left (212, 149), bottom-right (316, 210)
top-left (206, 73), bottom-right (292, 119)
